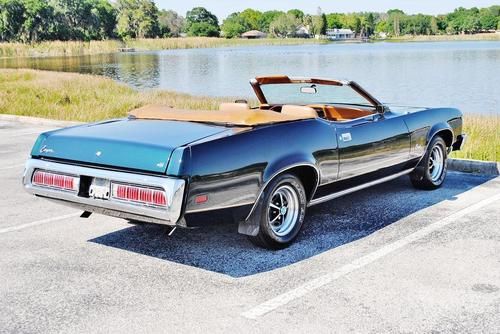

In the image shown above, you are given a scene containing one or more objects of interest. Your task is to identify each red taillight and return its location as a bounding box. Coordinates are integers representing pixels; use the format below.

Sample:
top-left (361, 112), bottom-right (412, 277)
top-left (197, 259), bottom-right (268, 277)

top-left (111, 183), bottom-right (167, 207)
top-left (32, 170), bottom-right (79, 192)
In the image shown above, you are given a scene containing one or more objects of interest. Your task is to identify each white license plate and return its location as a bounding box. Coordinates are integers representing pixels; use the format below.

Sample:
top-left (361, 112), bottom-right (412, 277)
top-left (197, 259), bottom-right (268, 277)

top-left (89, 178), bottom-right (110, 200)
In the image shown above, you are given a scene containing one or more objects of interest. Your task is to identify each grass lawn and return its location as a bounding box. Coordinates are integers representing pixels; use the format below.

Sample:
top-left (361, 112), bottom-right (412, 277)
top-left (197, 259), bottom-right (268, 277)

top-left (0, 69), bottom-right (497, 161)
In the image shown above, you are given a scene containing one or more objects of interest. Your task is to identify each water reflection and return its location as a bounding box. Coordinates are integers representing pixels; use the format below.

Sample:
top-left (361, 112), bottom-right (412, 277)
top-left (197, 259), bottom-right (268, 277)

top-left (1, 41), bottom-right (499, 114)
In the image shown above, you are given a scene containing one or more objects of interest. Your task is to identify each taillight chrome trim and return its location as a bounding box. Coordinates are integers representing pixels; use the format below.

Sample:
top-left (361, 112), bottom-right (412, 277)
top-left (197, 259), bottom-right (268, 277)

top-left (110, 182), bottom-right (168, 208)
top-left (23, 159), bottom-right (185, 224)
top-left (32, 169), bottom-right (80, 192)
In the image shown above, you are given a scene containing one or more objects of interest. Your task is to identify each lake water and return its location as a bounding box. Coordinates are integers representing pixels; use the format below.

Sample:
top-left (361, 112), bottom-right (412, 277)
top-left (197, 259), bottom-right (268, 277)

top-left (1, 41), bottom-right (500, 114)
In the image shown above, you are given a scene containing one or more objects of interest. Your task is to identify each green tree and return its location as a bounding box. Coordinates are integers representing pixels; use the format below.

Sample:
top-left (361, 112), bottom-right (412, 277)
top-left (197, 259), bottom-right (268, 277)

top-left (158, 9), bottom-right (184, 37)
top-left (0, 0), bottom-right (25, 41)
top-left (240, 8), bottom-right (261, 30)
top-left (188, 22), bottom-right (218, 37)
top-left (309, 7), bottom-right (325, 36)
top-left (375, 20), bottom-right (387, 34)
top-left (116, 0), bottom-right (160, 38)
top-left (258, 10), bottom-right (283, 32)
top-left (446, 7), bottom-right (481, 34)
top-left (320, 13), bottom-right (327, 35)
top-left (387, 9), bottom-right (405, 36)
top-left (478, 7), bottom-right (497, 30)
top-left (185, 7), bottom-right (219, 37)
top-left (21, 0), bottom-right (57, 42)
top-left (93, 0), bottom-right (117, 39)
top-left (365, 13), bottom-right (375, 36)
top-left (287, 9), bottom-right (304, 22)
top-left (269, 12), bottom-right (299, 37)
top-left (221, 12), bottom-right (250, 38)
top-left (326, 13), bottom-right (343, 29)
top-left (309, 15), bottom-right (323, 36)
top-left (430, 16), bottom-right (438, 34)
top-left (51, 0), bottom-right (116, 40)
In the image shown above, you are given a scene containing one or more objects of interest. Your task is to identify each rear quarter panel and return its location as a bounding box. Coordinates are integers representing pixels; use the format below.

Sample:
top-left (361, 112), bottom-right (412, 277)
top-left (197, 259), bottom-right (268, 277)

top-left (401, 107), bottom-right (463, 159)
top-left (183, 119), bottom-right (338, 215)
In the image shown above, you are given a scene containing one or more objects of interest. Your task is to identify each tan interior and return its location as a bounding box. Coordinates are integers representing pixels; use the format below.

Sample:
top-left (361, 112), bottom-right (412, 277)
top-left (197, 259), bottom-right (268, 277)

top-left (129, 104), bottom-right (315, 126)
top-left (307, 104), bottom-right (373, 121)
top-left (281, 105), bottom-right (318, 118)
top-left (219, 102), bottom-right (249, 112)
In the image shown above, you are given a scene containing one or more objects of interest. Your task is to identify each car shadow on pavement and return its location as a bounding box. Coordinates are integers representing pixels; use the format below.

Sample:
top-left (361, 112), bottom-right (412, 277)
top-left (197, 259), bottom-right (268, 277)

top-left (90, 173), bottom-right (493, 278)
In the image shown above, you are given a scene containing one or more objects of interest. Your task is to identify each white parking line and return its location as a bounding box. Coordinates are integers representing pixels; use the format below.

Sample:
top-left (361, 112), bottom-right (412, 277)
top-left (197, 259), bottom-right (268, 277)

top-left (0, 163), bottom-right (25, 170)
top-left (241, 191), bottom-right (500, 320)
top-left (0, 213), bottom-right (81, 234)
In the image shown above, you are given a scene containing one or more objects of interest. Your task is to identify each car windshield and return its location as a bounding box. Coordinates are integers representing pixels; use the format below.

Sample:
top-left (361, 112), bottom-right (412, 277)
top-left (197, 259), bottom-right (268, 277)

top-left (260, 83), bottom-right (373, 107)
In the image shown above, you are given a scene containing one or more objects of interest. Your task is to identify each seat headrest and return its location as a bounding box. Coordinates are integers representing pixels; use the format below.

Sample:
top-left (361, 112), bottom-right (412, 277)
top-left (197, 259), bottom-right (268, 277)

top-left (281, 105), bottom-right (318, 118)
top-left (219, 102), bottom-right (249, 112)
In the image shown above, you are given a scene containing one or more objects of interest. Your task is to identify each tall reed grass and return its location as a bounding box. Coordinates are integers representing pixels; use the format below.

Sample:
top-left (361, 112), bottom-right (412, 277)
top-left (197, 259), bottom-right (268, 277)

top-left (0, 37), bottom-right (327, 58)
top-left (450, 113), bottom-right (499, 162)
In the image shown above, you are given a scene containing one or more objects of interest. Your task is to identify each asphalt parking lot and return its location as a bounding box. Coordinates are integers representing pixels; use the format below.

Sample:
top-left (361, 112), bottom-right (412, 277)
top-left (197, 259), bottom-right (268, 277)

top-left (1, 119), bottom-right (499, 333)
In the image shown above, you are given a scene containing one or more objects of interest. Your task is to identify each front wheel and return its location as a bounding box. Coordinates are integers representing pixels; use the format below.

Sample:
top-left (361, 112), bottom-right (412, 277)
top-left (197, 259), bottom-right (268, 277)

top-left (410, 136), bottom-right (448, 190)
top-left (248, 174), bottom-right (307, 249)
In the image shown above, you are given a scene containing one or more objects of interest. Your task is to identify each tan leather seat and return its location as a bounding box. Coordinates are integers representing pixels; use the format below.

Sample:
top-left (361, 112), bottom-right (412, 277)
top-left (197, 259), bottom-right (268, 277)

top-left (281, 105), bottom-right (318, 118)
top-left (219, 102), bottom-right (249, 112)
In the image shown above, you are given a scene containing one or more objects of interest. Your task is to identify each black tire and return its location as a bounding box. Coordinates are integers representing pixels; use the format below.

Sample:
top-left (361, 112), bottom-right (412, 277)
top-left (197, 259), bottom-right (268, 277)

top-left (248, 173), bottom-right (307, 249)
top-left (410, 136), bottom-right (448, 190)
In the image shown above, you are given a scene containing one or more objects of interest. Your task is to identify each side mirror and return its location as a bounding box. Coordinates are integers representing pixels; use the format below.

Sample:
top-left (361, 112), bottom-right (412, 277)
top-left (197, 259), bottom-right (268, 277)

top-left (376, 105), bottom-right (386, 113)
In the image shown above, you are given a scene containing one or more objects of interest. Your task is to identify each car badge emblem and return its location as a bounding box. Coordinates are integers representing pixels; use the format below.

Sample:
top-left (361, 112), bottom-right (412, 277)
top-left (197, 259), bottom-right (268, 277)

top-left (340, 133), bottom-right (352, 142)
top-left (156, 162), bottom-right (165, 168)
top-left (96, 151), bottom-right (102, 157)
top-left (39, 145), bottom-right (54, 154)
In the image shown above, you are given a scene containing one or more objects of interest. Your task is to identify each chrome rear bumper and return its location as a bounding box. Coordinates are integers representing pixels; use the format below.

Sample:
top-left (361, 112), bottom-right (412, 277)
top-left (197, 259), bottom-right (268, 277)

top-left (22, 159), bottom-right (185, 225)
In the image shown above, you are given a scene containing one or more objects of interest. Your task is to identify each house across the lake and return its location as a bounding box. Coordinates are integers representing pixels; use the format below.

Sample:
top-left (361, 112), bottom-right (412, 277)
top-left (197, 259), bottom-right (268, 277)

top-left (326, 28), bottom-right (355, 40)
top-left (241, 30), bottom-right (267, 39)
top-left (295, 26), bottom-right (310, 38)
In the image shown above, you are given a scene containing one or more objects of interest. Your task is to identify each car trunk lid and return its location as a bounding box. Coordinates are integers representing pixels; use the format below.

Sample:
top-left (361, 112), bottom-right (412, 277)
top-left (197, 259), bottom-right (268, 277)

top-left (32, 119), bottom-right (229, 173)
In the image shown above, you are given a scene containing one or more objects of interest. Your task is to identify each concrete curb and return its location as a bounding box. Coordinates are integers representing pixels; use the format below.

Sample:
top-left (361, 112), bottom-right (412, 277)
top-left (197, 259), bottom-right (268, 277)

top-left (0, 114), bottom-right (82, 127)
top-left (1, 114), bottom-right (498, 176)
top-left (448, 158), bottom-right (499, 176)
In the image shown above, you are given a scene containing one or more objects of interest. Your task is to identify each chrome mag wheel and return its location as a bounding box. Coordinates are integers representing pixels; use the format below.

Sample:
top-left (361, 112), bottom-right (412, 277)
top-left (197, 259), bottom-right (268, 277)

top-left (267, 184), bottom-right (300, 237)
top-left (429, 145), bottom-right (444, 182)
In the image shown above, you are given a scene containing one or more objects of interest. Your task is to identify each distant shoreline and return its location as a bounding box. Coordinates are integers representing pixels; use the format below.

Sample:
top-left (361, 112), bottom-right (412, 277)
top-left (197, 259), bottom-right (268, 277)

top-left (383, 32), bottom-right (500, 43)
top-left (1, 33), bottom-right (499, 59)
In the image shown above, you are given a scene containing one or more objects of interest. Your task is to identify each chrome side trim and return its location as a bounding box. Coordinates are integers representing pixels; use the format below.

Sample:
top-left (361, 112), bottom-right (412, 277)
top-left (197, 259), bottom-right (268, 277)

top-left (23, 159), bottom-right (185, 223)
top-left (308, 168), bottom-right (413, 207)
top-left (244, 163), bottom-right (320, 221)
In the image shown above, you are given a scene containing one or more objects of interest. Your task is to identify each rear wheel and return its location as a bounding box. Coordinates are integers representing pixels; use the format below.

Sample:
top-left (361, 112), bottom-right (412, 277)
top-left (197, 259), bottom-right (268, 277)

top-left (410, 136), bottom-right (448, 190)
top-left (248, 174), bottom-right (307, 249)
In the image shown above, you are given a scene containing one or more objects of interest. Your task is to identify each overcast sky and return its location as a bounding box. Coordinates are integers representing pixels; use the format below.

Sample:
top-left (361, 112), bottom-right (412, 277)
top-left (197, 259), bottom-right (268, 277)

top-left (156, 0), bottom-right (499, 19)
